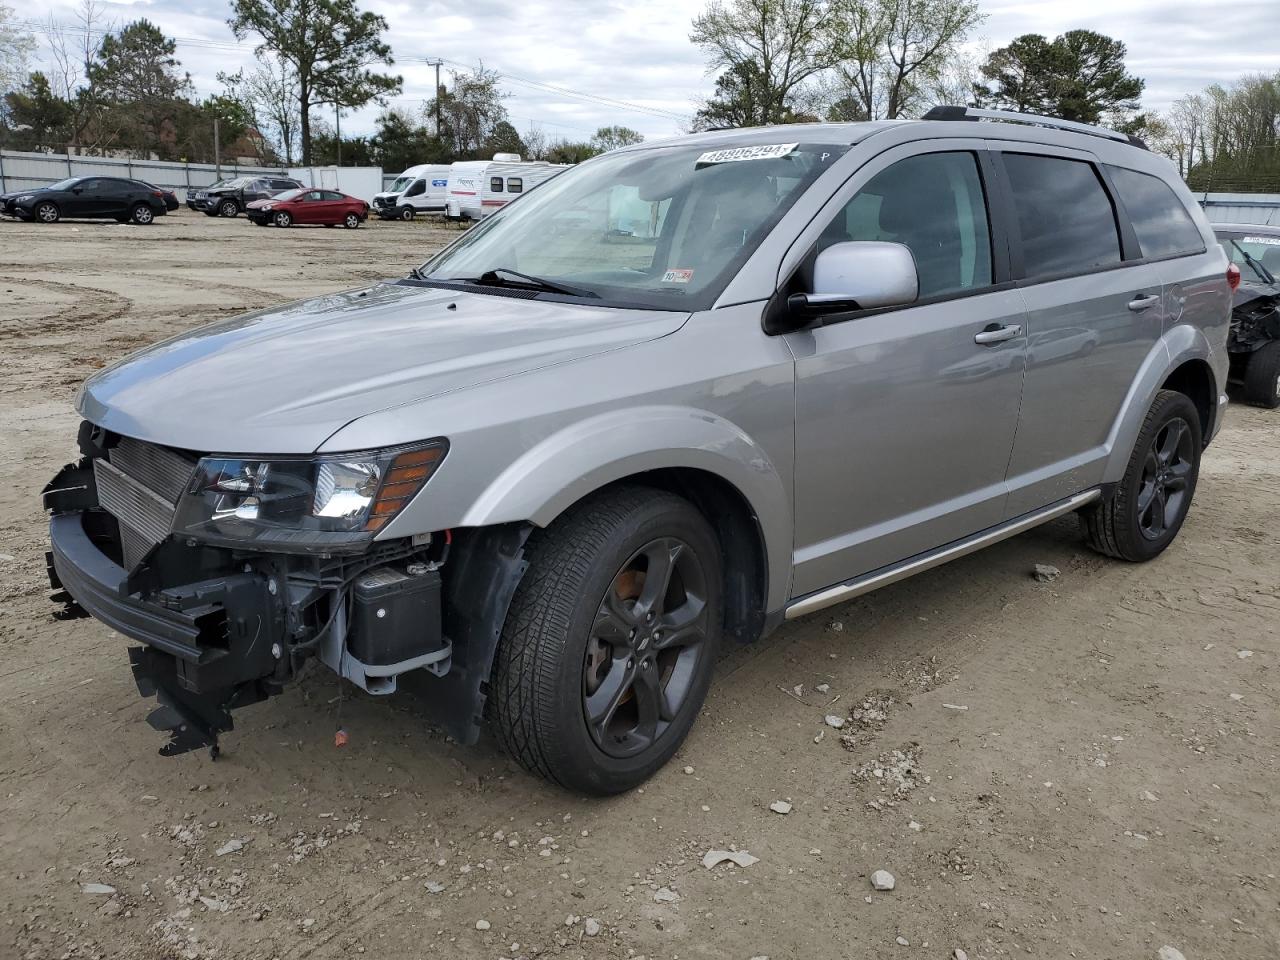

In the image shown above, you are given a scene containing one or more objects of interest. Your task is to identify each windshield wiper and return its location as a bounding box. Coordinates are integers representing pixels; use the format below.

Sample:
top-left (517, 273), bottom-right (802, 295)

top-left (1231, 240), bottom-right (1276, 285)
top-left (474, 267), bottom-right (599, 299)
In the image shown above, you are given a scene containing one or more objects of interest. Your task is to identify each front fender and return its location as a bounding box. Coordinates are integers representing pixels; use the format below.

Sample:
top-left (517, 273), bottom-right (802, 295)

top-left (458, 405), bottom-right (793, 611)
top-left (1103, 323), bottom-right (1225, 483)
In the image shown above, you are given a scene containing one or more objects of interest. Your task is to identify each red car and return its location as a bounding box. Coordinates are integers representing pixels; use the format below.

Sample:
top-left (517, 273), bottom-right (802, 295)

top-left (246, 188), bottom-right (369, 229)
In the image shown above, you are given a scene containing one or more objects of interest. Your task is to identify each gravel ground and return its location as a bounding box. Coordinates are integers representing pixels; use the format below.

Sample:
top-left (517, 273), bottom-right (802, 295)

top-left (0, 209), bottom-right (1276, 960)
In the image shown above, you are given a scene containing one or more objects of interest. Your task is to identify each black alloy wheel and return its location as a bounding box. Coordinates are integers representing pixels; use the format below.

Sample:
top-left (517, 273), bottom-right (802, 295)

top-left (583, 537), bottom-right (712, 759)
top-left (1135, 415), bottom-right (1194, 541)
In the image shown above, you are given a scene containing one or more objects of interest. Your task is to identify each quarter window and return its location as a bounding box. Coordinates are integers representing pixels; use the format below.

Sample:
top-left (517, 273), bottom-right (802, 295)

top-left (490, 176), bottom-right (504, 192)
top-left (507, 177), bottom-right (523, 193)
top-left (821, 151), bottom-right (993, 299)
top-left (1003, 154), bottom-right (1121, 279)
top-left (1108, 166), bottom-right (1205, 259)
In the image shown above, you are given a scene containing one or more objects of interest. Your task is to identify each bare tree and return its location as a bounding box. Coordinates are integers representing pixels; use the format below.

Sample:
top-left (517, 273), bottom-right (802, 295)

top-left (221, 57), bottom-right (302, 163)
top-left (690, 0), bottom-right (840, 125)
top-left (0, 4), bottom-right (36, 93)
top-left (832, 0), bottom-right (984, 120)
top-left (41, 0), bottom-right (118, 152)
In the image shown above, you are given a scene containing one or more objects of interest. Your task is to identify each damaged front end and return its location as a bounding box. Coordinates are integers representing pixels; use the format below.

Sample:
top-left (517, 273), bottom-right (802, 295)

top-left (1228, 288), bottom-right (1280, 367)
top-left (44, 422), bottom-right (471, 758)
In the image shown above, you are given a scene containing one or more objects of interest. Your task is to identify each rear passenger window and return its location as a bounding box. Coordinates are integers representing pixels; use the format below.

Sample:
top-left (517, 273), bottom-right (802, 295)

top-left (490, 177), bottom-right (504, 193)
top-left (822, 152), bottom-right (992, 299)
top-left (507, 177), bottom-right (523, 193)
top-left (1003, 154), bottom-right (1121, 279)
top-left (1108, 166), bottom-right (1205, 259)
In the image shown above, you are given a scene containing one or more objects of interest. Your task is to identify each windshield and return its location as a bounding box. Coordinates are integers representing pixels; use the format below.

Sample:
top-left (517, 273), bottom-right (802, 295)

top-left (420, 141), bottom-right (849, 310)
top-left (271, 189), bottom-right (305, 202)
top-left (388, 175), bottom-right (414, 193)
top-left (1218, 231), bottom-right (1280, 284)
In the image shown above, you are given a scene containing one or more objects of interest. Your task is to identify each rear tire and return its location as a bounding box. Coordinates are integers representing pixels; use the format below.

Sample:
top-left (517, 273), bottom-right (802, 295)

top-left (490, 486), bottom-right (722, 794)
top-left (1242, 341), bottom-right (1280, 408)
top-left (343, 212), bottom-right (360, 229)
top-left (130, 204), bottom-right (154, 225)
top-left (1081, 389), bottom-right (1201, 562)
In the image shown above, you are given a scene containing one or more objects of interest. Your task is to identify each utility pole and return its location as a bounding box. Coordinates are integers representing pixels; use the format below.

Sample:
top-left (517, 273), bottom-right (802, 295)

top-left (214, 117), bottom-right (221, 179)
top-left (335, 103), bottom-right (341, 166)
top-left (426, 58), bottom-right (443, 136)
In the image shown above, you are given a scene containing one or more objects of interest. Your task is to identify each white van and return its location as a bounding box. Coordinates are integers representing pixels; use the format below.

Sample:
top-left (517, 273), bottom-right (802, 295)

top-left (444, 155), bottom-right (568, 221)
top-left (372, 164), bottom-right (451, 220)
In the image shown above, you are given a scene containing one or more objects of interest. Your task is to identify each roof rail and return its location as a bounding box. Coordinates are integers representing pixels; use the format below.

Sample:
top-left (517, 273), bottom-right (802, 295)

top-left (922, 105), bottom-right (1148, 150)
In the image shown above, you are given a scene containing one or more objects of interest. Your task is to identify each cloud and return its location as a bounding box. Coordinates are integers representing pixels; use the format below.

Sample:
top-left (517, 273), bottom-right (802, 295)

top-left (27, 0), bottom-right (1279, 148)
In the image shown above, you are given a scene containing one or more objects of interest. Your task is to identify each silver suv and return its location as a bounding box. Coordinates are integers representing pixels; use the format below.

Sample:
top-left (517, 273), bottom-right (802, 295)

top-left (45, 108), bottom-right (1232, 793)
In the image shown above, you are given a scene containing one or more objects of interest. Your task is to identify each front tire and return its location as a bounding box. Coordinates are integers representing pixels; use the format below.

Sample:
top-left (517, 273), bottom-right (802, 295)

top-left (1081, 389), bottom-right (1201, 561)
top-left (273, 211), bottom-right (292, 228)
top-left (490, 486), bottom-right (722, 794)
top-left (1242, 341), bottom-right (1280, 409)
top-left (218, 199), bottom-right (239, 218)
top-left (399, 206), bottom-right (414, 221)
top-left (34, 201), bottom-right (60, 223)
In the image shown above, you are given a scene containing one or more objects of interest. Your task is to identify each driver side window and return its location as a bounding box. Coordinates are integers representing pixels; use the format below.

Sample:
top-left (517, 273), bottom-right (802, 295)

top-left (821, 152), bottom-right (993, 300)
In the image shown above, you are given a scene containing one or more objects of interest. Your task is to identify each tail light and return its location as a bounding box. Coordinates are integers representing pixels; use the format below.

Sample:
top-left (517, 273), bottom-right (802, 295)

top-left (1227, 263), bottom-right (1241, 292)
top-left (152, 190), bottom-right (164, 198)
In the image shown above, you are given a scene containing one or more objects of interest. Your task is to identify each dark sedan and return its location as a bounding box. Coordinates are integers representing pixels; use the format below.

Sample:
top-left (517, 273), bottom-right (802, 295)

top-left (12, 177), bottom-right (172, 225)
top-left (245, 188), bottom-right (369, 228)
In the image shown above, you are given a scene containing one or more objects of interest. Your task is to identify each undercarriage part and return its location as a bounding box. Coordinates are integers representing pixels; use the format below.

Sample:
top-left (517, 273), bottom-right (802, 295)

top-left (130, 645), bottom-right (275, 758)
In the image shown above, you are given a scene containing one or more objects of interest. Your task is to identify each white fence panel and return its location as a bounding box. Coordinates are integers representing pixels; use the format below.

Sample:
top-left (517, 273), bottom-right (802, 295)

top-left (0, 149), bottom-right (288, 195)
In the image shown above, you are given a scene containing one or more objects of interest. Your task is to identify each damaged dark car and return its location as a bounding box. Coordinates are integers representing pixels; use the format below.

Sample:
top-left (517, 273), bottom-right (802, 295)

top-left (1215, 223), bottom-right (1280, 408)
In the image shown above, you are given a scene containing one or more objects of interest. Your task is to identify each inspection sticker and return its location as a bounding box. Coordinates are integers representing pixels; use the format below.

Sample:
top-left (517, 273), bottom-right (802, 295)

top-left (696, 143), bottom-right (797, 165)
top-left (1243, 235), bottom-right (1280, 246)
top-left (661, 268), bottom-right (694, 284)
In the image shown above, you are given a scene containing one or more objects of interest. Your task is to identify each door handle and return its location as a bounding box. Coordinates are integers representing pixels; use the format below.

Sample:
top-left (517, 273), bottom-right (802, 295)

top-left (1128, 294), bottom-right (1160, 311)
top-left (974, 323), bottom-right (1022, 345)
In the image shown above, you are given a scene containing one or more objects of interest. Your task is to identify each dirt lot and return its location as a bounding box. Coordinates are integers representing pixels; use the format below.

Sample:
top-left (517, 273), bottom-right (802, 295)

top-left (0, 209), bottom-right (1277, 960)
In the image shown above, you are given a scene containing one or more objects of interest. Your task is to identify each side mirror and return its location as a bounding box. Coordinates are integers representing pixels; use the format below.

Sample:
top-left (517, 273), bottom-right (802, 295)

top-left (788, 241), bottom-right (918, 323)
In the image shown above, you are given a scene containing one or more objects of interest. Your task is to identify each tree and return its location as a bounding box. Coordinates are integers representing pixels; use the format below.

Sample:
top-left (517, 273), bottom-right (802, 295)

top-left (429, 67), bottom-right (512, 159)
top-left (690, 0), bottom-right (839, 126)
top-left (371, 108), bottom-right (447, 169)
top-left (219, 59), bottom-right (302, 163)
top-left (2, 72), bottom-right (73, 150)
top-left (544, 139), bottom-right (602, 164)
top-left (41, 0), bottom-right (111, 153)
top-left (0, 4), bottom-right (36, 96)
top-left (976, 30), bottom-right (1143, 125)
top-left (484, 119), bottom-right (526, 157)
top-left (229, 0), bottom-right (401, 164)
top-left (89, 19), bottom-right (193, 158)
top-left (592, 125), bottom-right (644, 152)
top-left (1165, 73), bottom-right (1280, 193)
top-left (831, 0), bottom-right (983, 120)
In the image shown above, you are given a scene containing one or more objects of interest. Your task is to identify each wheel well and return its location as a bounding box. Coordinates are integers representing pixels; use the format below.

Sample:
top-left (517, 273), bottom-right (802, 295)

top-left (1161, 360), bottom-right (1215, 445)
top-left (592, 468), bottom-right (769, 645)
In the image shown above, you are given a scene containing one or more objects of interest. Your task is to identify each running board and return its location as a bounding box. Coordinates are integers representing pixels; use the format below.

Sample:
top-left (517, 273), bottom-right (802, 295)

top-left (784, 489), bottom-right (1102, 620)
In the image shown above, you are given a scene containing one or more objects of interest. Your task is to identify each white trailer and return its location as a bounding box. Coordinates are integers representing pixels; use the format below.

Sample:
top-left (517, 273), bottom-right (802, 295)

top-left (371, 163), bottom-right (451, 220)
top-left (444, 155), bottom-right (568, 221)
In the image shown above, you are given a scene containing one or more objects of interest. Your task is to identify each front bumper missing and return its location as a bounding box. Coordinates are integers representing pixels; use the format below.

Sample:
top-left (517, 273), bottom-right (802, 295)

top-left (47, 510), bottom-right (286, 757)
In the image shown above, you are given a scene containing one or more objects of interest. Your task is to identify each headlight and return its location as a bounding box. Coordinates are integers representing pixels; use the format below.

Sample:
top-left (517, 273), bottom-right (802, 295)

top-left (261, 203), bottom-right (273, 210)
top-left (173, 441), bottom-right (447, 552)
top-left (17, 194), bottom-right (33, 202)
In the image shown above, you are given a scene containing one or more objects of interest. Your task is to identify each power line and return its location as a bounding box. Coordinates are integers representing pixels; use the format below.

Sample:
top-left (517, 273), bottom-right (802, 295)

top-left (16, 18), bottom-right (693, 125)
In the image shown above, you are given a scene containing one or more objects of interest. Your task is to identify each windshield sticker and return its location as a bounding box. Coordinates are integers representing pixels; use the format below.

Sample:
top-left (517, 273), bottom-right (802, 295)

top-left (696, 143), bottom-right (797, 166)
top-left (661, 268), bottom-right (694, 284)
top-left (1242, 235), bottom-right (1280, 246)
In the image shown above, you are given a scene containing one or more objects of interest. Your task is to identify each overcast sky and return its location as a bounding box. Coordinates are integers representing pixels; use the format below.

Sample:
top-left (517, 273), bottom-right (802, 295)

top-left (23, 0), bottom-right (1280, 145)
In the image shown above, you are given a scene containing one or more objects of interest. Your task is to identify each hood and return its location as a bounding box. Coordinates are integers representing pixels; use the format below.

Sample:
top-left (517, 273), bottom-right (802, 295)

top-left (246, 198), bottom-right (275, 208)
top-left (79, 281), bottom-right (688, 453)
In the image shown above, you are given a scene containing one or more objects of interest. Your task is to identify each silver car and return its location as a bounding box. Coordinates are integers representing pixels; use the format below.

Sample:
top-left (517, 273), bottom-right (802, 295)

top-left (45, 107), bottom-right (1233, 793)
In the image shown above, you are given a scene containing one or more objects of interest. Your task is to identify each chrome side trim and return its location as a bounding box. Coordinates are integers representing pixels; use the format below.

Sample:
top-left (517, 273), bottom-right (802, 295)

top-left (784, 489), bottom-right (1102, 620)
